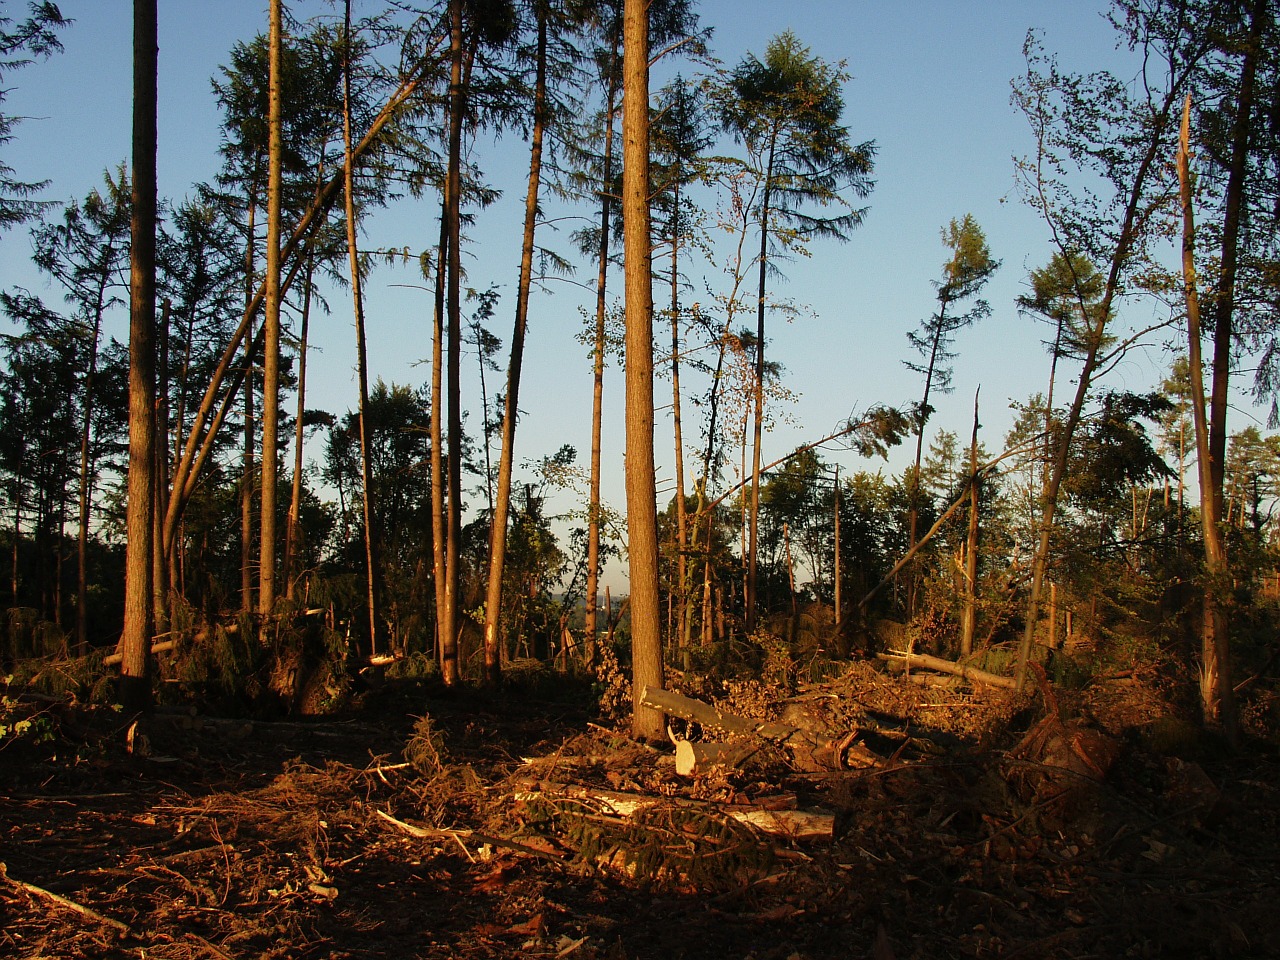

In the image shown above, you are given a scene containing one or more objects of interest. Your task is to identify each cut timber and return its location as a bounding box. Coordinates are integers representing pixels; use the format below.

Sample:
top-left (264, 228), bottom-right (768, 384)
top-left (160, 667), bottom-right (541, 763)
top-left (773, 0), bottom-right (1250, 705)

top-left (675, 739), bottom-right (760, 776)
top-left (877, 651), bottom-right (1017, 690)
top-left (515, 781), bottom-right (834, 840)
top-left (639, 685), bottom-right (876, 772)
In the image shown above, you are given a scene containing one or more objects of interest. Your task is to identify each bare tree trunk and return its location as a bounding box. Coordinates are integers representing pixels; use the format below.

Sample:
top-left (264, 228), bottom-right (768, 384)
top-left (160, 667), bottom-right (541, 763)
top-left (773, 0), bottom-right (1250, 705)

top-left (483, 12), bottom-right (548, 684)
top-left (669, 178), bottom-right (691, 668)
top-left (623, 0), bottom-right (663, 739)
top-left (257, 0), bottom-right (285, 627)
top-left (960, 388), bottom-right (981, 657)
top-left (343, 0), bottom-right (380, 658)
top-left (241, 198), bottom-right (257, 614)
top-left (75, 276), bottom-right (109, 653)
top-left (832, 465), bottom-right (843, 656)
top-left (162, 68), bottom-right (432, 560)
top-left (120, 0), bottom-right (158, 712)
top-left (152, 299), bottom-right (171, 635)
top-left (440, 0), bottom-right (465, 685)
top-left (745, 139), bottom-right (776, 634)
top-left (585, 57), bottom-right (619, 666)
top-left (430, 214), bottom-right (448, 669)
top-left (284, 251), bottom-right (314, 602)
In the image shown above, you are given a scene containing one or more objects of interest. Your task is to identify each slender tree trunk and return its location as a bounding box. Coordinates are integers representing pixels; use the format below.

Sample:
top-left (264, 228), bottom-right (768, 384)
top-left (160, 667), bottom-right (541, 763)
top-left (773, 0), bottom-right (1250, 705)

top-left (430, 212), bottom-right (448, 669)
top-left (585, 56), bottom-right (620, 663)
top-left (440, 0), bottom-right (465, 685)
top-left (153, 299), bottom-right (171, 634)
top-left (162, 69), bottom-right (431, 559)
top-left (1015, 76), bottom-right (1181, 690)
top-left (832, 465), bottom-right (843, 656)
top-left (75, 288), bottom-right (107, 654)
top-left (960, 388), bottom-right (981, 657)
top-left (669, 178), bottom-right (691, 667)
top-left (745, 136), bottom-right (777, 634)
top-left (284, 252), bottom-right (314, 602)
top-left (343, 0), bottom-right (380, 658)
top-left (120, 0), bottom-right (158, 712)
top-left (257, 0), bottom-right (284, 627)
top-left (240, 192), bottom-right (258, 614)
top-left (623, 0), bottom-right (663, 738)
top-left (483, 13), bottom-right (548, 683)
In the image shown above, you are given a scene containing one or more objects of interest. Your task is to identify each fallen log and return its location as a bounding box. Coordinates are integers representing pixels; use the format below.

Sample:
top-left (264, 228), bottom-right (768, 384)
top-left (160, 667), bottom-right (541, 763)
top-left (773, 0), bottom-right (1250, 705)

top-left (103, 639), bottom-right (178, 667)
top-left (877, 651), bottom-right (1017, 689)
top-left (514, 780), bottom-right (834, 840)
top-left (639, 685), bottom-right (877, 772)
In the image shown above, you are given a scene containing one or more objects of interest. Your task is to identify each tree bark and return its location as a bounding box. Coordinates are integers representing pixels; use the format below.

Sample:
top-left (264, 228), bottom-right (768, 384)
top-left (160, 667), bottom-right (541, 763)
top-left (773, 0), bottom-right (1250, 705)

top-left (257, 0), bottom-right (284, 626)
top-left (585, 45), bottom-right (620, 665)
top-left (440, 0), bottom-right (465, 685)
top-left (120, 0), bottom-right (158, 712)
top-left (623, 0), bottom-right (663, 739)
top-left (483, 12), bottom-right (548, 683)
top-left (343, 0), bottom-right (380, 658)
top-left (959, 389), bottom-right (981, 657)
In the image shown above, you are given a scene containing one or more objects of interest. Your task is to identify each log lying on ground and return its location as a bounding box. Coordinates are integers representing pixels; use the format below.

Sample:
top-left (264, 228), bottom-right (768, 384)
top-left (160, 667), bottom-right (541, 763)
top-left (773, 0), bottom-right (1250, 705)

top-left (639, 685), bottom-right (876, 773)
top-left (515, 779), bottom-right (834, 840)
top-left (876, 651), bottom-right (1017, 690)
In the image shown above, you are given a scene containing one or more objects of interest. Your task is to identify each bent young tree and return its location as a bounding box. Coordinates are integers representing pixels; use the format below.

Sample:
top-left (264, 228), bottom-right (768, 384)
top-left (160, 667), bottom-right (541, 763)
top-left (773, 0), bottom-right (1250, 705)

top-left (1009, 19), bottom-right (1215, 690)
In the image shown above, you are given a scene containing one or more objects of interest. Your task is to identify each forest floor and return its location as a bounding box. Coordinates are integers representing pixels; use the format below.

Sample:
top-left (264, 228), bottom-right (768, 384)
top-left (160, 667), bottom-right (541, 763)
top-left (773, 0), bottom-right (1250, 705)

top-left (1, 659), bottom-right (1279, 960)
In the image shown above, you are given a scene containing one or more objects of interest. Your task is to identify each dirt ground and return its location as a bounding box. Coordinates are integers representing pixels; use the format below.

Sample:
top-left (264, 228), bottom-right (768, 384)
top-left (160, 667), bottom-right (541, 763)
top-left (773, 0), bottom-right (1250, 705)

top-left (2, 662), bottom-right (1278, 960)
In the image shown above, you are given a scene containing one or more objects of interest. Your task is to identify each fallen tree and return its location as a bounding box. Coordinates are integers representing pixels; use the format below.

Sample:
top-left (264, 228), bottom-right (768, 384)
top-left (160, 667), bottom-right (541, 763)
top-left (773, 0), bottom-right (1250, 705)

top-left (639, 685), bottom-right (878, 772)
top-left (876, 651), bottom-right (1018, 689)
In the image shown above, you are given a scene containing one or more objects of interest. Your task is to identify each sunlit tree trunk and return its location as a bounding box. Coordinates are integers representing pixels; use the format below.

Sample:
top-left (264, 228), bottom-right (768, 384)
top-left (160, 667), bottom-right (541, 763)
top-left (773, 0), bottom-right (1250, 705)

top-left (623, 0), bottom-right (663, 738)
top-left (257, 0), bottom-right (284, 626)
top-left (585, 50), bottom-right (619, 664)
top-left (484, 11), bottom-right (548, 683)
top-left (439, 0), bottom-right (465, 685)
top-left (669, 176), bottom-right (691, 666)
top-left (745, 136), bottom-right (776, 634)
top-left (120, 0), bottom-right (158, 712)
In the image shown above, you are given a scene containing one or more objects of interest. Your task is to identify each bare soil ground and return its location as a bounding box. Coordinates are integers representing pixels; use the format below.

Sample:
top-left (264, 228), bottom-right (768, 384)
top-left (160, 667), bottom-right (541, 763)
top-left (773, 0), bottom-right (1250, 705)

top-left (2, 663), bottom-right (1278, 959)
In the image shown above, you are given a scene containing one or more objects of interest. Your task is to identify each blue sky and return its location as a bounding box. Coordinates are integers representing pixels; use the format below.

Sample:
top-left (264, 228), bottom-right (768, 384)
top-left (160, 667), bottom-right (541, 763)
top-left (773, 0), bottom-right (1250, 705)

top-left (0, 1), bottom-right (1219, 589)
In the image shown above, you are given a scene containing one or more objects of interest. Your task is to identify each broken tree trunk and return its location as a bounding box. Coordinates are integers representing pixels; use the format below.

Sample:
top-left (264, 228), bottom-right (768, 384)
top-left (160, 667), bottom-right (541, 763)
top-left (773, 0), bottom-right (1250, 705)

top-left (876, 651), bottom-right (1017, 690)
top-left (639, 684), bottom-right (876, 772)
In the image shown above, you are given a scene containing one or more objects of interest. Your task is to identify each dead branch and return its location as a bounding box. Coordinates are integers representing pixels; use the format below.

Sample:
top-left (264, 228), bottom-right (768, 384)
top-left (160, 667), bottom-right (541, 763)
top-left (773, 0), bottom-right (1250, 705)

top-left (0, 861), bottom-right (134, 937)
top-left (515, 780), bottom-right (835, 840)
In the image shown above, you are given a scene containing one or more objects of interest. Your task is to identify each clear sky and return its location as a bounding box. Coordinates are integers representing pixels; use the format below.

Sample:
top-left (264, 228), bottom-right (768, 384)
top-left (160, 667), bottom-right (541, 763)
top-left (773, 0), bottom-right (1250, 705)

top-left (0, 1), bottom-right (1226, 590)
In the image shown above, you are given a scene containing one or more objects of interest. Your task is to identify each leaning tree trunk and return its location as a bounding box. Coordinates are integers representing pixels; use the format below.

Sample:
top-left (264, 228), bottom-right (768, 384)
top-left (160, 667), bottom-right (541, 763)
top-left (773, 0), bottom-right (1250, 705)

top-left (483, 13), bottom-right (548, 683)
top-left (120, 0), bottom-right (158, 713)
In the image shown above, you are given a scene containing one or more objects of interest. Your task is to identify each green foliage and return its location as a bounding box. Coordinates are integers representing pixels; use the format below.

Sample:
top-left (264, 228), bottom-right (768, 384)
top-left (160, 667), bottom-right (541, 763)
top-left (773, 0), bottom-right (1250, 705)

top-left (716, 30), bottom-right (875, 246)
